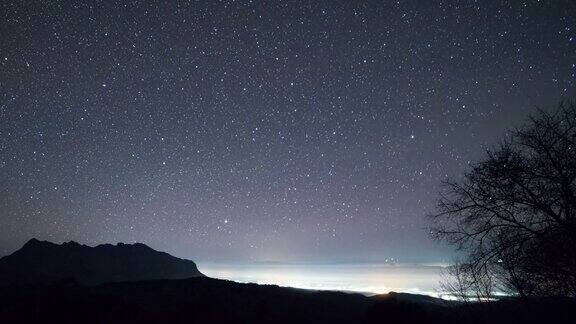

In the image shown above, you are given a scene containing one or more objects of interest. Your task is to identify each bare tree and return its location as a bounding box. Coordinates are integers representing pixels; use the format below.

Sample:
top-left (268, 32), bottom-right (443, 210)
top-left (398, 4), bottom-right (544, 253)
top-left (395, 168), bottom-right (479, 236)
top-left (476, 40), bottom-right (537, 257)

top-left (431, 102), bottom-right (576, 300)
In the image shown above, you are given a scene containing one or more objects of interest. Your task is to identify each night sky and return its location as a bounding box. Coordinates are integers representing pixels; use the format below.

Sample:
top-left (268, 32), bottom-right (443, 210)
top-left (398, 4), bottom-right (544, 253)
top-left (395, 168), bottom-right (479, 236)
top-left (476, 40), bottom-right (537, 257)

top-left (1, 1), bottom-right (575, 263)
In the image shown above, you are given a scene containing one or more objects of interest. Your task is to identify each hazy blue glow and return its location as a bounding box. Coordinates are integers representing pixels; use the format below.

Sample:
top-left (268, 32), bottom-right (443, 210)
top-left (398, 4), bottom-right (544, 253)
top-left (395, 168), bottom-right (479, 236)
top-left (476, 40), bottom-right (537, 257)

top-left (198, 262), bottom-right (446, 297)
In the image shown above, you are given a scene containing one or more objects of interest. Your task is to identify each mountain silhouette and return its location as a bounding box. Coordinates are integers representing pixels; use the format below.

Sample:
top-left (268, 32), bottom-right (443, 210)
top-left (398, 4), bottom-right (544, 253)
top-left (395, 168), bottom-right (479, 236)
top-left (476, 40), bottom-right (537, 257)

top-left (0, 238), bottom-right (204, 286)
top-left (0, 239), bottom-right (574, 323)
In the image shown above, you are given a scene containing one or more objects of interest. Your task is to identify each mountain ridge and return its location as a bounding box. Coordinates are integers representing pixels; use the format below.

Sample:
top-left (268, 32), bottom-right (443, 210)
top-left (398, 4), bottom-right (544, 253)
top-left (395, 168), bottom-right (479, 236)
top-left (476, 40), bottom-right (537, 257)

top-left (0, 238), bottom-right (204, 286)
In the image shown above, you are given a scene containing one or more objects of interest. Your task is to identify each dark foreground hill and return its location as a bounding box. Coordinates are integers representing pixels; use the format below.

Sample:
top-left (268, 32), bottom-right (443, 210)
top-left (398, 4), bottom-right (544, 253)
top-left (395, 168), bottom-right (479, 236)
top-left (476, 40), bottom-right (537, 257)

top-left (0, 238), bottom-right (204, 286)
top-left (0, 277), bottom-right (574, 324)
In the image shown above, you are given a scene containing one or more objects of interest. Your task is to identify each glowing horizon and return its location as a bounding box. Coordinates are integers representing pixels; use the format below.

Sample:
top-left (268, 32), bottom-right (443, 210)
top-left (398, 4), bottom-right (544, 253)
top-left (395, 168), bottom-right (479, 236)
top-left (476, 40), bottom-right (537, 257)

top-left (197, 262), bottom-right (447, 298)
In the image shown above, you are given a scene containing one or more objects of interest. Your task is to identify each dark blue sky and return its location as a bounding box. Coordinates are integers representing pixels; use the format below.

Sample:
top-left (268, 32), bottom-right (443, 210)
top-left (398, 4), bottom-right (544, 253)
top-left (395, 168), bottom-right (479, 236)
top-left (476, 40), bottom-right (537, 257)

top-left (1, 0), bottom-right (575, 263)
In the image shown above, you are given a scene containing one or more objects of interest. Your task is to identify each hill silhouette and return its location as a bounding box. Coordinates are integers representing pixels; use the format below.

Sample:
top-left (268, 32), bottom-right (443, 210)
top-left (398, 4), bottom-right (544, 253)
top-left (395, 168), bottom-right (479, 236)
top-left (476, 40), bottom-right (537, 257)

top-left (0, 277), bottom-right (573, 324)
top-left (0, 238), bottom-right (204, 286)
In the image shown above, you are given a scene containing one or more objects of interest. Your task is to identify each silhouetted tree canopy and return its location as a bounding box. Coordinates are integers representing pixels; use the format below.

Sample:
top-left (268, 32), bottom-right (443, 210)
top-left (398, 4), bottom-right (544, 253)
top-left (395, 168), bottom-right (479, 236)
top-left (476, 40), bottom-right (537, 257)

top-left (431, 102), bottom-right (576, 299)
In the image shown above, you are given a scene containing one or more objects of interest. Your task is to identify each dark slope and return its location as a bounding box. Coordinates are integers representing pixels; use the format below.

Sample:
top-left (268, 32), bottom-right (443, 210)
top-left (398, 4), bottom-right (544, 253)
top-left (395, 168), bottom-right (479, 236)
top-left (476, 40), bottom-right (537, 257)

top-left (0, 277), bottom-right (372, 324)
top-left (0, 277), bottom-right (573, 324)
top-left (0, 238), bottom-right (204, 286)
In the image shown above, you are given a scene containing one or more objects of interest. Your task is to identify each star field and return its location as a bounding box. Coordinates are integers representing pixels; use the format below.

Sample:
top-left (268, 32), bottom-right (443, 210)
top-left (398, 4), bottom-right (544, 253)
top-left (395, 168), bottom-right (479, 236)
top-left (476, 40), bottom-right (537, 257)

top-left (1, 0), bottom-right (575, 263)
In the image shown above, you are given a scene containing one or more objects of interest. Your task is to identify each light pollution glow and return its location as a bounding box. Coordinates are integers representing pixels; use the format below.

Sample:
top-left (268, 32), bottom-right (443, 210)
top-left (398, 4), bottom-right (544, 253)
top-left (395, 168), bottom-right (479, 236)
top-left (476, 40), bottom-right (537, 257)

top-left (197, 262), bottom-right (448, 297)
